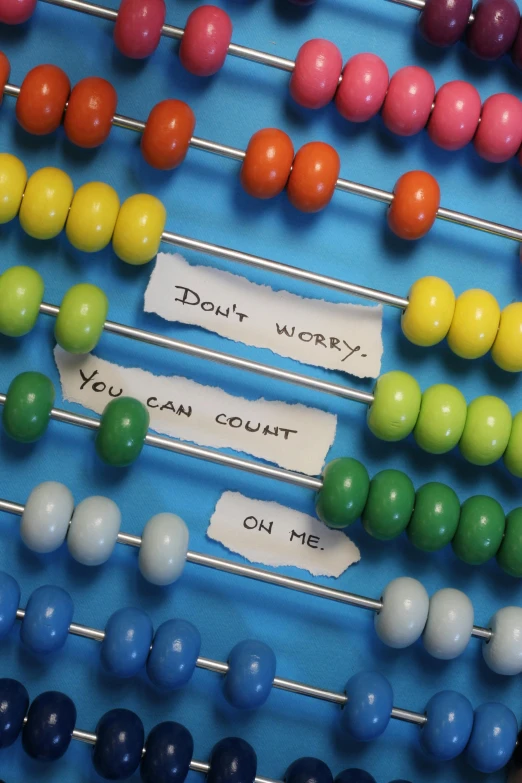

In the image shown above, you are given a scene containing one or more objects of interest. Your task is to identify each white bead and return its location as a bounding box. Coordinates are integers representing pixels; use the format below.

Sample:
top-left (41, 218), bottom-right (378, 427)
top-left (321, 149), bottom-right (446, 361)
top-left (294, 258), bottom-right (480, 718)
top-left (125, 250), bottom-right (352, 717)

top-left (67, 496), bottom-right (121, 566)
top-left (422, 588), bottom-right (474, 660)
top-left (21, 481), bottom-right (74, 554)
top-left (483, 606), bottom-right (522, 676)
top-left (374, 576), bottom-right (429, 649)
top-left (139, 513), bottom-right (189, 586)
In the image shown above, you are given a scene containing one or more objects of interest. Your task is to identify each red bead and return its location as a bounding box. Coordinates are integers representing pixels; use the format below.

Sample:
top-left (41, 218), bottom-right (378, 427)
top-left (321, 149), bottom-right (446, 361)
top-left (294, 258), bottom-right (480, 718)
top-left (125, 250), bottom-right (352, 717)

top-left (16, 64), bottom-right (71, 136)
top-left (290, 39), bottom-right (343, 110)
top-left (240, 128), bottom-right (294, 199)
top-left (0, 52), bottom-right (11, 106)
top-left (387, 170), bottom-right (440, 240)
top-left (141, 99), bottom-right (196, 170)
top-left (179, 6), bottom-right (232, 77)
top-left (114, 0), bottom-right (166, 59)
top-left (382, 66), bottom-right (435, 137)
top-left (64, 77), bottom-right (117, 149)
top-left (286, 142), bottom-right (340, 213)
top-left (474, 93), bottom-right (522, 163)
top-left (0, 0), bottom-right (36, 24)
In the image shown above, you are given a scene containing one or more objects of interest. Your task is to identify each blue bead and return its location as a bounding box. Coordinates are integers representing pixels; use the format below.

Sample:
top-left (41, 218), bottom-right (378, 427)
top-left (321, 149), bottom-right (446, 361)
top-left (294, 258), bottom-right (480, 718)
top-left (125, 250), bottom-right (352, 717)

top-left (224, 639), bottom-right (276, 710)
top-left (466, 702), bottom-right (518, 773)
top-left (341, 671), bottom-right (393, 742)
top-left (334, 771), bottom-right (376, 783)
top-left (285, 758), bottom-right (333, 783)
top-left (93, 708), bottom-right (144, 780)
top-left (0, 678), bottom-right (29, 748)
top-left (420, 690), bottom-right (473, 761)
top-left (141, 721), bottom-right (194, 783)
top-left (22, 691), bottom-right (76, 761)
top-left (101, 607), bottom-right (153, 678)
top-left (207, 737), bottom-right (257, 783)
top-left (147, 619), bottom-right (201, 691)
top-left (20, 585), bottom-right (74, 654)
top-left (0, 572), bottom-right (20, 639)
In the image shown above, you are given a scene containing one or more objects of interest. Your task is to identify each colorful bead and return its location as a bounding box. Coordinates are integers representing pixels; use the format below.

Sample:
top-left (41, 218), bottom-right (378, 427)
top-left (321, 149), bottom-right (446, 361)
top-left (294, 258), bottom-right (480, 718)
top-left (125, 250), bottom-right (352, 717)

top-left (447, 289), bottom-right (500, 359)
top-left (504, 411), bottom-right (522, 478)
top-left (16, 64), bottom-right (70, 135)
top-left (0, 572), bottom-right (21, 639)
top-left (0, 153), bottom-right (27, 224)
top-left (467, 0), bottom-right (520, 60)
top-left (286, 142), bottom-right (340, 213)
top-left (112, 193), bottom-right (166, 265)
top-left (459, 395), bottom-right (512, 466)
top-left (366, 370), bottom-right (421, 442)
top-left (483, 606), bottom-right (522, 675)
top-left (290, 39), bottom-right (343, 110)
top-left (452, 495), bottom-right (505, 565)
top-left (20, 585), bottom-right (73, 654)
top-left (335, 53), bottom-right (389, 123)
top-left (54, 283), bottom-right (108, 354)
top-left (3, 371), bottom-right (55, 443)
top-left (0, 266), bottom-right (44, 338)
top-left (407, 482), bottom-right (460, 551)
top-left (335, 771), bottom-right (376, 783)
top-left (387, 171), bottom-right (440, 240)
top-left (374, 577), bottom-right (429, 649)
top-left (0, 679), bottom-right (29, 748)
top-left (0, 52), bottom-right (10, 105)
top-left (427, 81), bottom-right (482, 151)
top-left (113, 0), bottom-right (166, 59)
top-left (67, 496), bottom-right (121, 566)
top-left (315, 457), bottom-right (370, 529)
top-left (179, 6), bottom-right (233, 77)
top-left (341, 671), bottom-right (392, 741)
top-left (208, 737), bottom-right (257, 783)
top-left (382, 66), bottom-right (435, 137)
top-left (497, 507), bottom-right (522, 577)
top-left (22, 691), bottom-right (76, 761)
top-left (19, 167), bottom-right (74, 240)
top-left (147, 619), bottom-right (201, 690)
top-left (285, 758), bottom-right (332, 783)
top-left (466, 702), bottom-right (518, 773)
top-left (101, 607), bottom-right (153, 678)
top-left (401, 276), bottom-right (455, 347)
top-left (0, 0), bottom-right (37, 24)
top-left (362, 469), bottom-right (415, 540)
top-left (491, 302), bottom-right (522, 373)
top-left (21, 481), bottom-right (74, 554)
top-left (64, 77), bottom-right (117, 148)
top-left (95, 397), bottom-right (150, 467)
top-left (474, 94), bottom-right (522, 163)
top-left (240, 128), bottom-right (294, 200)
top-left (420, 691), bottom-right (473, 761)
top-left (141, 99), bottom-right (196, 171)
top-left (414, 383), bottom-right (467, 454)
top-left (139, 512), bottom-right (189, 585)
top-left (66, 182), bottom-right (120, 253)
top-left (224, 639), bottom-right (276, 710)
top-left (93, 708), bottom-right (144, 779)
top-left (422, 588), bottom-right (474, 660)
top-left (419, 0), bottom-right (473, 46)
top-left (512, 21), bottom-right (522, 68)
top-left (141, 721), bottom-right (194, 783)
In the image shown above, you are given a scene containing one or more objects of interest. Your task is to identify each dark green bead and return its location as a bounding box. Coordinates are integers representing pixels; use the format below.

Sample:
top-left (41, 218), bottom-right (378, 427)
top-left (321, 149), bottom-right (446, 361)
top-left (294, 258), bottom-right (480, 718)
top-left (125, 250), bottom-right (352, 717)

top-left (497, 508), bottom-right (522, 577)
top-left (452, 495), bottom-right (505, 565)
top-left (362, 469), bottom-right (415, 540)
top-left (95, 397), bottom-right (150, 467)
top-left (316, 457), bottom-right (370, 529)
top-left (407, 482), bottom-right (461, 552)
top-left (2, 372), bottom-right (55, 443)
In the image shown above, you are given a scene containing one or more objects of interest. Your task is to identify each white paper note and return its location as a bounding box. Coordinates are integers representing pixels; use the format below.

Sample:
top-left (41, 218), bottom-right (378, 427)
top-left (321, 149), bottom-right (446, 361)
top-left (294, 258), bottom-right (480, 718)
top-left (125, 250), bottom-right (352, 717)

top-left (144, 253), bottom-right (383, 378)
top-left (54, 348), bottom-right (336, 475)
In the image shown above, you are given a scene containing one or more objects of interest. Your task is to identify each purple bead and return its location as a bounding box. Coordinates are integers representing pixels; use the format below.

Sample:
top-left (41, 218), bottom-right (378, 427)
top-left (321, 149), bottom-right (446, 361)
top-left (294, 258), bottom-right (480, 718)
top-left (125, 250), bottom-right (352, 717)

top-left (419, 0), bottom-right (472, 47)
top-left (511, 19), bottom-right (522, 68)
top-left (467, 0), bottom-right (520, 59)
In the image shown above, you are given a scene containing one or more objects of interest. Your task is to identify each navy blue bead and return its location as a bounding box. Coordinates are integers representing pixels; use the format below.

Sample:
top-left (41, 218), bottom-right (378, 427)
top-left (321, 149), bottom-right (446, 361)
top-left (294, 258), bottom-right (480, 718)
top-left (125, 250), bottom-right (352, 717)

top-left (101, 607), bottom-right (153, 678)
top-left (0, 572), bottom-right (20, 639)
top-left (140, 721), bottom-right (194, 783)
top-left (334, 771), bottom-right (376, 783)
top-left (341, 671), bottom-right (393, 742)
top-left (147, 619), bottom-right (201, 691)
top-left (20, 585), bottom-right (74, 654)
top-left (466, 702), bottom-right (518, 773)
top-left (224, 639), bottom-right (276, 710)
top-left (285, 757), bottom-right (333, 783)
top-left (420, 690), bottom-right (473, 761)
top-left (207, 737), bottom-right (257, 783)
top-left (22, 691), bottom-right (76, 761)
top-left (93, 708), bottom-right (144, 780)
top-left (0, 678), bottom-right (29, 748)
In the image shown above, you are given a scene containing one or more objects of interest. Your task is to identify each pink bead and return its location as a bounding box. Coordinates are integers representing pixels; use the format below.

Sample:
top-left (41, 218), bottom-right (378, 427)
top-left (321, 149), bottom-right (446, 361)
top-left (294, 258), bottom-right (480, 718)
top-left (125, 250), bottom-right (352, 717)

top-left (427, 80), bottom-right (482, 151)
top-left (179, 6), bottom-right (232, 77)
top-left (114, 0), bottom-right (166, 59)
top-left (0, 0), bottom-right (36, 24)
top-left (382, 65), bottom-right (435, 137)
top-left (289, 39), bottom-right (343, 110)
top-left (474, 93), bottom-right (522, 163)
top-left (335, 53), bottom-right (389, 123)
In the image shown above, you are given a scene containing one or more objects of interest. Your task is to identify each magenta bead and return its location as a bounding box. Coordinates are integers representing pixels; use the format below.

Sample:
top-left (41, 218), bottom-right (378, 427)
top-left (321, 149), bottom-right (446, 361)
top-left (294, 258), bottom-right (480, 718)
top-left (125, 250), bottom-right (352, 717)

top-left (382, 65), bottom-right (435, 137)
top-left (428, 80), bottom-right (482, 150)
top-left (335, 53), bottom-right (389, 123)
top-left (113, 0), bottom-right (166, 59)
top-left (0, 0), bottom-right (37, 23)
top-left (474, 93), bottom-right (522, 162)
top-left (179, 6), bottom-right (232, 77)
top-left (467, 0), bottom-right (520, 60)
top-left (289, 39), bottom-right (343, 110)
top-left (419, 0), bottom-right (473, 46)
top-left (511, 20), bottom-right (522, 69)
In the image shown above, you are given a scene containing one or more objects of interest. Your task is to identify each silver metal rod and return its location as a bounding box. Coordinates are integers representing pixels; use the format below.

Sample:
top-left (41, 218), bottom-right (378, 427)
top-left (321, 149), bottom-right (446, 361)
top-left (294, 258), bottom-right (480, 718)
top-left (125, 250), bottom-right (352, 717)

top-left (384, 0), bottom-right (475, 24)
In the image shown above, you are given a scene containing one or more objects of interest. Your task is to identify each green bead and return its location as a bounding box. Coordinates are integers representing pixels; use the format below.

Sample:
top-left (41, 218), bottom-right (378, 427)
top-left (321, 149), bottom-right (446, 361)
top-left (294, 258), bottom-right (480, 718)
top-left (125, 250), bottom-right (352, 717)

top-left (362, 469), bottom-right (415, 540)
top-left (413, 383), bottom-right (467, 454)
top-left (54, 283), bottom-right (109, 354)
top-left (459, 395), bottom-right (512, 466)
top-left (367, 371), bottom-right (421, 442)
top-left (452, 495), bottom-right (505, 565)
top-left (316, 457), bottom-right (370, 529)
top-left (0, 266), bottom-right (44, 337)
top-left (2, 371), bottom-right (55, 443)
top-left (497, 508), bottom-right (522, 578)
top-left (504, 411), bottom-right (522, 479)
top-left (407, 482), bottom-right (461, 552)
top-left (95, 397), bottom-right (150, 467)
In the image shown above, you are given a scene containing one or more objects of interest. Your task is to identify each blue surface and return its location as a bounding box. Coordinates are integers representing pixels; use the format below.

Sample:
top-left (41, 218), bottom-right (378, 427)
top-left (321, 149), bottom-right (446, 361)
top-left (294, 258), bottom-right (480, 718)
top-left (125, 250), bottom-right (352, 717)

top-left (1, 1), bottom-right (522, 782)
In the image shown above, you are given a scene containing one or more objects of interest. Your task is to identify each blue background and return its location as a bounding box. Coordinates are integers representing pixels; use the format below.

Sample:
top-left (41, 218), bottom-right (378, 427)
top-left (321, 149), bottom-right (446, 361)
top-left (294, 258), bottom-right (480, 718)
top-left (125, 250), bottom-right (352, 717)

top-left (1, 1), bottom-right (522, 781)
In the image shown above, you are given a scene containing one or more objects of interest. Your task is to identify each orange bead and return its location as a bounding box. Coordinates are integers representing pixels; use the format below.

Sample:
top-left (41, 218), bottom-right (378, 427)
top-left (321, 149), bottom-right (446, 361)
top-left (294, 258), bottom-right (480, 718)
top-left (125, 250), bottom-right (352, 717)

top-left (64, 77), bottom-right (117, 149)
top-left (0, 52), bottom-right (10, 107)
top-left (16, 64), bottom-right (70, 136)
top-left (141, 99), bottom-right (196, 171)
top-left (240, 128), bottom-right (294, 200)
top-left (286, 141), bottom-right (340, 213)
top-left (387, 170), bottom-right (440, 240)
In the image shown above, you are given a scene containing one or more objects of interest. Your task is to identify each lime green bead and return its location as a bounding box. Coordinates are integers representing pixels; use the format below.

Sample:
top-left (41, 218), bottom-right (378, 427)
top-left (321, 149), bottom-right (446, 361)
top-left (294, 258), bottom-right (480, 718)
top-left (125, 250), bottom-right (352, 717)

top-left (0, 266), bottom-right (44, 337)
top-left (504, 411), bottom-right (522, 479)
top-left (459, 396), bottom-right (512, 466)
top-left (367, 371), bottom-right (421, 442)
top-left (407, 482), bottom-right (461, 552)
top-left (54, 283), bottom-right (109, 354)
top-left (497, 508), bottom-right (522, 578)
top-left (362, 469), bottom-right (415, 540)
top-left (95, 397), bottom-right (150, 467)
top-left (413, 383), bottom-right (467, 455)
top-left (452, 495), bottom-right (505, 565)
top-left (316, 457), bottom-right (370, 529)
top-left (2, 372), bottom-right (55, 443)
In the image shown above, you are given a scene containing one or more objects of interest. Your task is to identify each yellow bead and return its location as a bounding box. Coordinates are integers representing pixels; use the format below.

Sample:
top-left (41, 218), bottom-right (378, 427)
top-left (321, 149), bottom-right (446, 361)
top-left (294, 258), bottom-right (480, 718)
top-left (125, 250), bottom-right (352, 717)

top-left (447, 289), bottom-right (500, 359)
top-left (504, 410), bottom-right (522, 478)
top-left (491, 303), bottom-right (522, 373)
top-left (401, 276), bottom-right (455, 347)
top-left (19, 167), bottom-right (74, 240)
top-left (0, 153), bottom-right (27, 224)
top-left (66, 182), bottom-right (120, 253)
top-left (112, 193), bottom-right (166, 265)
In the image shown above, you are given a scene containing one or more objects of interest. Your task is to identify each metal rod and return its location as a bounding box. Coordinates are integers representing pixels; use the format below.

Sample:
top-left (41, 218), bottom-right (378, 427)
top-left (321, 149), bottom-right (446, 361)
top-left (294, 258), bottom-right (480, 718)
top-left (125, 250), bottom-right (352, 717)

top-left (384, 0), bottom-right (476, 24)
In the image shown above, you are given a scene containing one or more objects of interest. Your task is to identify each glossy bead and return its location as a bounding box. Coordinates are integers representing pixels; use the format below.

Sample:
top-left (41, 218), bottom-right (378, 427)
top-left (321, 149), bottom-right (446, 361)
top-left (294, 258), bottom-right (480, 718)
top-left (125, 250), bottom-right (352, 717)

top-left (474, 94), bottom-right (522, 163)
top-left (401, 276), bottom-right (455, 347)
top-left (64, 77), bottom-right (117, 148)
top-left (179, 6), bottom-right (232, 77)
top-left (139, 513), bottom-right (189, 585)
top-left (19, 167), bottom-right (74, 240)
top-left (3, 371), bottom-right (54, 443)
top-left (466, 702), bottom-right (518, 773)
top-left (428, 80), bottom-right (482, 151)
top-left (290, 39), bottom-right (343, 109)
top-left (286, 142), bottom-right (340, 213)
top-left (54, 283), bottom-right (109, 354)
top-left (374, 577), bottom-right (429, 648)
top-left (141, 100), bottom-right (196, 171)
top-left (420, 691), bottom-right (473, 760)
top-left (22, 691), bottom-right (76, 761)
top-left (492, 302), bottom-right (522, 373)
top-left (414, 383), bottom-right (467, 454)
top-left (21, 481), bottom-right (74, 554)
top-left (419, 0), bottom-right (473, 46)
top-left (285, 758), bottom-right (332, 783)
top-left (0, 266), bottom-right (44, 337)
top-left (21, 585), bottom-right (73, 654)
top-left (512, 21), bottom-right (522, 68)
top-left (459, 395), bottom-right (512, 466)
top-left (407, 482), bottom-right (460, 551)
top-left (114, 0), bottom-right (166, 58)
top-left (112, 193), bottom-right (166, 265)
top-left (0, 572), bottom-right (21, 639)
top-left (0, 53), bottom-right (9, 106)
top-left (452, 495), bottom-right (505, 565)
top-left (341, 671), bottom-right (392, 741)
top-left (95, 397), bottom-right (150, 467)
top-left (93, 708), bottom-right (144, 779)
top-left (141, 721), bottom-right (194, 783)
top-left (335, 53), bottom-right (389, 123)
top-left (101, 607), bottom-right (153, 677)
top-left (224, 639), bottom-right (276, 710)
top-left (367, 370), bottom-right (421, 442)
top-left (67, 496), bottom-right (121, 566)
top-left (388, 171), bottom-right (440, 240)
top-left (362, 469), bottom-right (415, 540)
top-left (0, 153), bottom-right (27, 224)
top-left (483, 606), bottom-right (522, 675)
top-left (147, 619), bottom-right (201, 690)
top-left (16, 65), bottom-right (70, 135)
top-left (208, 737), bottom-right (257, 783)
top-left (423, 588), bottom-right (474, 660)
top-left (66, 182), bottom-right (120, 253)
top-left (382, 66), bottom-right (435, 136)
top-left (0, 0), bottom-right (37, 23)
top-left (497, 508), bottom-right (522, 577)
top-left (467, 0), bottom-right (520, 59)
top-left (334, 771), bottom-right (376, 783)
top-left (315, 457), bottom-right (370, 529)
top-left (0, 679), bottom-right (29, 748)
top-left (447, 289), bottom-right (500, 359)
top-left (505, 411), bottom-right (522, 478)
top-left (240, 128), bottom-right (294, 200)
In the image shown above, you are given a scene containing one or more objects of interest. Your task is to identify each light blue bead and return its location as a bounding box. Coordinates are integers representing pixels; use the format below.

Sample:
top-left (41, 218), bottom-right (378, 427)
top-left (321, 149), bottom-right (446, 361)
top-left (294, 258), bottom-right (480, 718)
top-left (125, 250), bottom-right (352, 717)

top-left (466, 702), bottom-right (518, 773)
top-left (341, 671), bottom-right (393, 741)
top-left (224, 639), bottom-right (276, 710)
top-left (147, 619), bottom-right (201, 690)
top-left (0, 572), bottom-right (20, 639)
top-left (101, 607), bottom-right (153, 678)
top-left (20, 585), bottom-right (73, 654)
top-left (420, 690), bottom-right (473, 760)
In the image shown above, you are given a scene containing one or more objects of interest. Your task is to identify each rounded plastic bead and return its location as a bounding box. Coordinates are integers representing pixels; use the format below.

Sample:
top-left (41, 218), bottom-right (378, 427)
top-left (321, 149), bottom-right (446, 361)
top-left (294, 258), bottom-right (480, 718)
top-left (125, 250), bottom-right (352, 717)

top-left (67, 496), bottom-right (121, 566)
top-left (224, 639), bottom-right (276, 710)
top-left (474, 94), bottom-right (522, 163)
top-left (0, 53), bottom-right (9, 106)
top-left (21, 481), bottom-right (74, 554)
top-left (21, 585), bottom-right (73, 654)
top-left (95, 397), bottom-right (150, 467)
top-left (0, 679), bottom-right (29, 748)
top-left (467, 0), bottom-right (520, 59)
top-left (382, 66), bottom-right (435, 136)
top-left (3, 371), bottom-right (55, 443)
top-left (54, 283), bottom-right (109, 354)
top-left (64, 77), bottom-right (117, 148)
top-left (334, 771), bottom-right (376, 783)
top-left (0, 572), bottom-right (21, 639)
top-left (141, 99), bottom-right (196, 171)
top-left (420, 691), bottom-right (473, 760)
top-left (466, 702), bottom-right (518, 773)
top-left (16, 64), bottom-right (70, 136)
top-left (447, 289), bottom-right (500, 359)
top-left (66, 182), bottom-right (120, 253)
top-left (341, 671), bottom-right (393, 741)
top-left (427, 81), bottom-right (482, 151)
top-left (367, 370), bottom-right (421, 442)
top-left (505, 411), bottom-right (522, 478)
top-left (483, 606), bottom-right (522, 675)
top-left (414, 383), bottom-right (468, 454)
top-left (315, 457), bottom-right (370, 529)
top-left (387, 171), bottom-right (440, 240)
top-left (407, 482), bottom-right (461, 551)
top-left (19, 167), bottom-right (74, 240)
top-left (497, 507), bottom-right (522, 576)
top-left (0, 0), bottom-right (37, 23)
top-left (290, 39), bottom-right (343, 110)
top-left (112, 193), bottom-right (166, 265)
top-left (114, 0), bottom-right (166, 58)
top-left (285, 758), bottom-right (333, 783)
top-left (101, 607), bottom-right (153, 678)
top-left (492, 302), bottom-right (522, 373)
top-left (240, 128), bottom-right (294, 200)
top-left (0, 266), bottom-right (44, 338)
top-left (286, 142), bottom-right (340, 213)
top-left (459, 395), bottom-right (512, 466)
top-left (374, 577), bottom-right (429, 648)
top-left (422, 588), bottom-right (474, 660)
top-left (139, 512), bottom-right (189, 585)
top-left (402, 276), bottom-right (455, 347)
top-left (362, 469), bottom-right (415, 540)
top-left (419, 0), bottom-right (473, 46)
top-left (335, 53), bottom-right (389, 123)
top-left (147, 619), bottom-right (201, 690)
top-left (0, 153), bottom-right (27, 224)
top-left (513, 22), bottom-right (522, 68)
top-left (452, 495), bottom-right (505, 565)
top-left (179, 6), bottom-right (233, 77)
top-left (141, 721), bottom-right (194, 783)
top-left (22, 691), bottom-right (76, 761)
top-left (93, 708), bottom-right (144, 779)
top-left (208, 737), bottom-right (257, 783)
